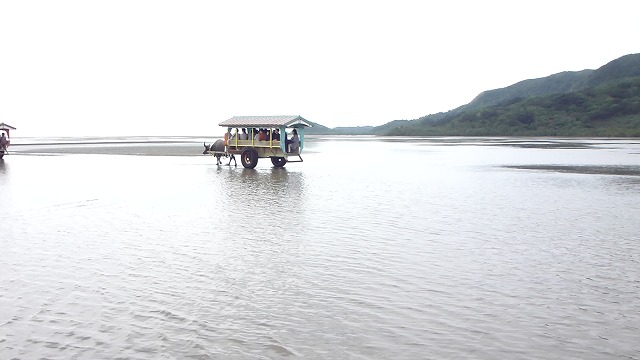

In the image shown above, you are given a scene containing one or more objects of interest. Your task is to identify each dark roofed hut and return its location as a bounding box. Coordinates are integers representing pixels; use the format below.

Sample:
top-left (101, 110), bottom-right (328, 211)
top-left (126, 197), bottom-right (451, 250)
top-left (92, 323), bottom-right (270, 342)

top-left (0, 123), bottom-right (16, 159)
top-left (0, 123), bottom-right (16, 138)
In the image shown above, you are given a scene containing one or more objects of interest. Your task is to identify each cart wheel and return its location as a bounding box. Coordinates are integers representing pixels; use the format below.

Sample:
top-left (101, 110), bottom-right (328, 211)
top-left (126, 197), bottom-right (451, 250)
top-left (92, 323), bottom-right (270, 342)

top-left (271, 157), bottom-right (287, 167)
top-left (241, 148), bottom-right (258, 169)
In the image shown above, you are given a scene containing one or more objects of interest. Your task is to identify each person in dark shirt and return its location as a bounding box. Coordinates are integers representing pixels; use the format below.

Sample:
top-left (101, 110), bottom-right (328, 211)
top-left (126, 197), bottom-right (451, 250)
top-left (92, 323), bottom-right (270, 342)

top-left (0, 133), bottom-right (8, 150)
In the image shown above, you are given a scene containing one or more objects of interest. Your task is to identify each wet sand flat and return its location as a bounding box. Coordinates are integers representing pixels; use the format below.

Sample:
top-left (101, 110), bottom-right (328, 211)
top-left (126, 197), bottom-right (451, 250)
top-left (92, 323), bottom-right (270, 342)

top-left (11, 142), bottom-right (205, 156)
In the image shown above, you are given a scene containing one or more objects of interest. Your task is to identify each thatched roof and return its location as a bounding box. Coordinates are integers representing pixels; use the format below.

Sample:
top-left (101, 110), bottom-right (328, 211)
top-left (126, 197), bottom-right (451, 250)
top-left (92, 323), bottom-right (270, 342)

top-left (219, 115), bottom-right (312, 128)
top-left (0, 123), bottom-right (16, 130)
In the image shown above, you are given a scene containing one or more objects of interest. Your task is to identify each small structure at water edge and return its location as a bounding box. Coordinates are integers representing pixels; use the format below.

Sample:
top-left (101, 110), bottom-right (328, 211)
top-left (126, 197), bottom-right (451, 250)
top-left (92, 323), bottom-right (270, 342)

top-left (0, 123), bottom-right (16, 159)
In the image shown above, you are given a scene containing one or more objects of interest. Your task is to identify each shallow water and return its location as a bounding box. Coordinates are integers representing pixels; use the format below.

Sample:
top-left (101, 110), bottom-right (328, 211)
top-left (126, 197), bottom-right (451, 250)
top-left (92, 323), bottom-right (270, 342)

top-left (1, 137), bottom-right (639, 359)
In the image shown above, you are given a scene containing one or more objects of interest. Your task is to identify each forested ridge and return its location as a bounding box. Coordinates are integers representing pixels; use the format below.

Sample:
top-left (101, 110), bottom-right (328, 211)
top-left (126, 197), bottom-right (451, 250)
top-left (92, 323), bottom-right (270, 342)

top-left (308, 53), bottom-right (640, 136)
top-left (387, 76), bottom-right (640, 136)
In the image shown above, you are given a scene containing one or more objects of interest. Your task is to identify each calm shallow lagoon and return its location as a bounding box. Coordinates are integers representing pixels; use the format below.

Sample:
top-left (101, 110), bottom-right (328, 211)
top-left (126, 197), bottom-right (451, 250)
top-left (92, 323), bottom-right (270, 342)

top-left (1, 136), bottom-right (639, 359)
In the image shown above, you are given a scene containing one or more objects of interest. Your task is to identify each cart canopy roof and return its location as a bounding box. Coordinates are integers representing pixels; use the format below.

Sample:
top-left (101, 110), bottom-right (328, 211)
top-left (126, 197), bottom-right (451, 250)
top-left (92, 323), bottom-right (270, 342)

top-left (0, 123), bottom-right (16, 131)
top-left (219, 115), bottom-right (312, 128)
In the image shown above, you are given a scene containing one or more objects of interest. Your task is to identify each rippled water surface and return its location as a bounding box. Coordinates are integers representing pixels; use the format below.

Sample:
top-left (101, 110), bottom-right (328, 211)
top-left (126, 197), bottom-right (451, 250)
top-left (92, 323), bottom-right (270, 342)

top-left (1, 137), bottom-right (640, 359)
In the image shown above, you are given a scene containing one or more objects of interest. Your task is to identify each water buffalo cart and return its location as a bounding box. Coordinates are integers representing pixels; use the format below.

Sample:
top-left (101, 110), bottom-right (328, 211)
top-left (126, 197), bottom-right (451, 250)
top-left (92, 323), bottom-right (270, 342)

top-left (204, 115), bottom-right (311, 169)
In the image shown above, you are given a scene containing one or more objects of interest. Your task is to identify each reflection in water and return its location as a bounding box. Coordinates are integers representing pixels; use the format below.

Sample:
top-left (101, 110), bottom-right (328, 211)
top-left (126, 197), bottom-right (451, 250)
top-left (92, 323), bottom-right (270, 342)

top-left (0, 161), bottom-right (7, 189)
top-left (214, 166), bottom-right (305, 195)
top-left (208, 166), bottom-right (307, 237)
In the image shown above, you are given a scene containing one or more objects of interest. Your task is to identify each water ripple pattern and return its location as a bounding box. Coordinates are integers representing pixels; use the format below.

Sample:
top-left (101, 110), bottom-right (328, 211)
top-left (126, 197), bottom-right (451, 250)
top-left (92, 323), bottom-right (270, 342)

top-left (1, 137), bottom-right (639, 359)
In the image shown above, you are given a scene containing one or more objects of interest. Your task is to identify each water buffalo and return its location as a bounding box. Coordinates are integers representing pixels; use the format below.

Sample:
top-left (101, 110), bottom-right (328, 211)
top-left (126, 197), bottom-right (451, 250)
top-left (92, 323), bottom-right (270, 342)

top-left (203, 140), bottom-right (236, 166)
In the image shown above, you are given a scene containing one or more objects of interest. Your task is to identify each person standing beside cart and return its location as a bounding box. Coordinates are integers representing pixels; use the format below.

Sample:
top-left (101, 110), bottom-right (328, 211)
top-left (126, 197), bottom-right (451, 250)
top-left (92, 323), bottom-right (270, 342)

top-left (0, 133), bottom-right (8, 151)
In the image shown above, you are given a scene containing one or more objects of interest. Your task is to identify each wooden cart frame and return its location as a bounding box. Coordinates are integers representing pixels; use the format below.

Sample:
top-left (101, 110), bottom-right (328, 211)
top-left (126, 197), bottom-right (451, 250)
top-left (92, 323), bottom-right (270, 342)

top-left (204, 115), bottom-right (311, 169)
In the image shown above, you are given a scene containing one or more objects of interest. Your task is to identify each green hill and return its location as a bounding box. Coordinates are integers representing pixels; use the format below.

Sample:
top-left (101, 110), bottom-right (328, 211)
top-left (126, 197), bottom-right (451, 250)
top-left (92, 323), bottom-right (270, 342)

top-left (573, 53), bottom-right (640, 90)
top-left (316, 53), bottom-right (640, 137)
top-left (388, 53), bottom-right (640, 136)
top-left (464, 70), bottom-right (593, 111)
top-left (304, 121), bottom-right (333, 135)
top-left (388, 76), bottom-right (640, 136)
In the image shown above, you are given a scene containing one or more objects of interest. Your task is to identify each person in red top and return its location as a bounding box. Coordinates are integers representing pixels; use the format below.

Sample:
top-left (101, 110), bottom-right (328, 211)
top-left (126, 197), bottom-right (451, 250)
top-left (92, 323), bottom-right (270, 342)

top-left (258, 129), bottom-right (268, 141)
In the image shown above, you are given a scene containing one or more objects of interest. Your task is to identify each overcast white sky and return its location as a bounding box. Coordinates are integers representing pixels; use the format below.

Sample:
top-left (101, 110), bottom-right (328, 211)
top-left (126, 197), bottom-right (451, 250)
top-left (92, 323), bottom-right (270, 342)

top-left (1, 0), bottom-right (639, 137)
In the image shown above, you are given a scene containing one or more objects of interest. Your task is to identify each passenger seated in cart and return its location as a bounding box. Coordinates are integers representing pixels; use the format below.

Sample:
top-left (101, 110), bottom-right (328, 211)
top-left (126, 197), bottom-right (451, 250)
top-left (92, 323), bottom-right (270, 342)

top-left (258, 129), bottom-right (268, 141)
top-left (273, 129), bottom-right (280, 141)
top-left (240, 128), bottom-right (249, 140)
